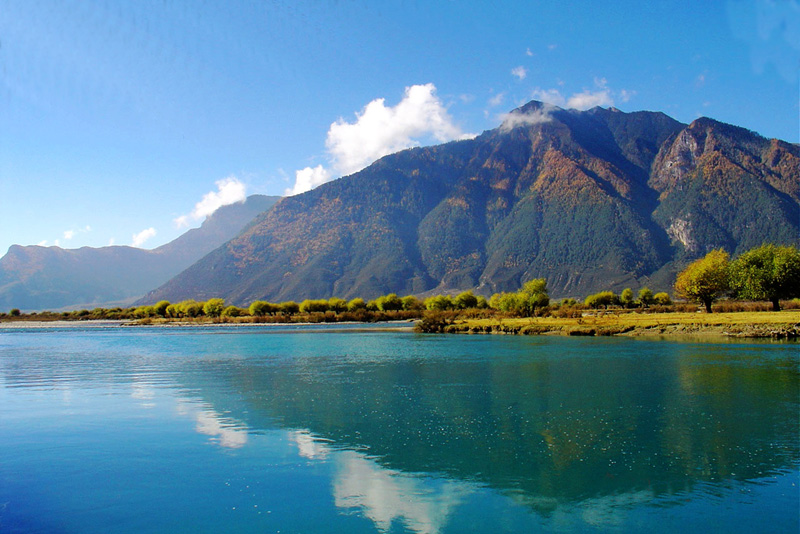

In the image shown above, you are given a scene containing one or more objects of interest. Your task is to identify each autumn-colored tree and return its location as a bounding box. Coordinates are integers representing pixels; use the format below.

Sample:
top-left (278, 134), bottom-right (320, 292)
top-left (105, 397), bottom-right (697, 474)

top-left (653, 292), bottom-right (672, 306)
top-left (730, 244), bottom-right (800, 311)
top-left (674, 249), bottom-right (730, 313)
top-left (637, 288), bottom-right (654, 307)
top-left (453, 291), bottom-right (478, 310)
top-left (620, 288), bottom-right (634, 308)
top-left (203, 298), bottom-right (225, 318)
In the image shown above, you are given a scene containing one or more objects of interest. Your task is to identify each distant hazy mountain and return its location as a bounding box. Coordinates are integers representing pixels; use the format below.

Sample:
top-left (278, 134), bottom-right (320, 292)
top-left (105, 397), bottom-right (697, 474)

top-left (0, 195), bottom-right (279, 311)
top-left (135, 102), bottom-right (798, 305)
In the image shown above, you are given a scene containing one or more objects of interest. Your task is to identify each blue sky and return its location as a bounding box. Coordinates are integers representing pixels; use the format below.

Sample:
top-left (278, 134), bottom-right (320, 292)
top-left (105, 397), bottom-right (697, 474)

top-left (1, 0), bottom-right (797, 254)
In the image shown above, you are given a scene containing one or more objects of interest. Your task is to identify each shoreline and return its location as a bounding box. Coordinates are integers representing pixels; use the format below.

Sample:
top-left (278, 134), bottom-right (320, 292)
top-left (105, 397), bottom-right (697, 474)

top-left (421, 310), bottom-right (800, 339)
top-left (2, 312), bottom-right (799, 339)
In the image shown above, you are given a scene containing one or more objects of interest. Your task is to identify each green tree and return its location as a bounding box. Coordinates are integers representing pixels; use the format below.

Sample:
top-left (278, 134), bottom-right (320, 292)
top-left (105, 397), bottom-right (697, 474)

top-left (375, 293), bottom-right (402, 311)
top-left (221, 305), bottom-right (244, 318)
top-left (425, 295), bottom-right (454, 311)
top-left (620, 288), bottom-right (634, 308)
top-left (153, 300), bottom-right (171, 317)
top-left (280, 301), bottom-right (300, 315)
top-left (249, 300), bottom-right (275, 316)
top-left (584, 291), bottom-right (618, 309)
top-left (637, 288), bottom-right (654, 307)
top-left (9, 308), bottom-right (20, 317)
top-left (400, 295), bottom-right (423, 311)
top-left (653, 292), bottom-right (672, 306)
top-left (300, 299), bottom-right (329, 313)
top-left (327, 297), bottom-right (348, 313)
top-left (347, 298), bottom-right (366, 312)
top-left (730, 244), bottom-right (800, 311)
top-left (203, 298), bottom-right (226, 318)
top-left (179, 300), bottom-right (204, 318)
top-left (453, 291), bottom-right (478, 310)
top-left (674, 249), bottom-right (730, 313)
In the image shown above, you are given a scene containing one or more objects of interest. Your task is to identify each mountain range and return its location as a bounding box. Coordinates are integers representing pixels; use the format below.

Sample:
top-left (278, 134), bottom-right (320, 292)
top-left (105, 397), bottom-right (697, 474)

top-left (0, 195), bottom-right (279, 311)
top-left (137, 101), bottom-right (799, 305)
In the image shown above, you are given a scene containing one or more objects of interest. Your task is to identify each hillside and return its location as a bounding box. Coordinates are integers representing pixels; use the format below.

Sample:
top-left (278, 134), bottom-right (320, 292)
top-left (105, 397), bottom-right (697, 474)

top-left (0, 195), bottom-right (279, 311)
top-left (138, 102), bottom-right (799, 305)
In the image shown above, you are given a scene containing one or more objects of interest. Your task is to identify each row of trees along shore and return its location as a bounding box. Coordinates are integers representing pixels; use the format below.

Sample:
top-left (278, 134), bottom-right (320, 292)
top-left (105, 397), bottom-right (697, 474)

top-left (2, 244), bottom-right (798, 323)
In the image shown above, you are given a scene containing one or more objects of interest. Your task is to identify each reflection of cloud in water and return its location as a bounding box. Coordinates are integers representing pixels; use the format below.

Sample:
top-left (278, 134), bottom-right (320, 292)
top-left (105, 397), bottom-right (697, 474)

top-left (289, 430), bottom-right (470, 534)
top-left (194, 409), bottom-right (248, 449)
top-left (130, 379), bottom-right (156, 408)
top-left (290, 430), bottom-right (330, 460)
top-left (332, 451), bottom-right (471, 534)
top-left (175, 400), bottom-right (249, 449)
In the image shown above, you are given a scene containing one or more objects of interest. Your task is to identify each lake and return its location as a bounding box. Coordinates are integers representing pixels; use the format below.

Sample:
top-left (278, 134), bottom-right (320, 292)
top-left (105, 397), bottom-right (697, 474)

top-left (0, 325), bottom-right (797, 533)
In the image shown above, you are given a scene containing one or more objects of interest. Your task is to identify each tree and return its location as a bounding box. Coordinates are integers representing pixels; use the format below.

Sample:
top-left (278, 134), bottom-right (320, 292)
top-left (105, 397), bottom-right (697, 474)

top-left (327, 297), bottom-right (348, 313)
top-left (453, 291), bottom-right (478, 310)
top-left (425, 295), bottom-right (454, 311)
top-left (179, 300), bottom-right (204, 318)
top-left (518, 278), bottom-right (550, 316)
top-left (674, 249), bottom-right (730, 313)
top-left (280, 301), bottom-right (300, 315)
top-left (375, 293), bottom-right (403, 311)
top-left (653, 292), bottom-right (672, 306)
top-left (584, 291), bottom-right (618, 309)
top-left (221, 305), bottom-right (244, 318)
top-left (620, 288), bottom-right (634, 308)
top-left (249, 301), bottom-right (275, 316)
top-left (637, 288), bottom-right (654, 307)
top-left (400, 295), bottom-right (423, 311)
top-left (153, 300), bottom-right (171, 317)
top-left (347, 298), bottom-right (366, 312)
top-left (9, 308), bottom-right (20, 317)
top-left (730, 244), bottom-right (800, 311)
top-left (203, 298), bottom-right (225, 318)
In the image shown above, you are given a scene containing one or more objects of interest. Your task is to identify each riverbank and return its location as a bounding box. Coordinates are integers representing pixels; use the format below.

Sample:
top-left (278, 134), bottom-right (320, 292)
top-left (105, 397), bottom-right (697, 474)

top-left (417, 310), bottom-right (800, 339)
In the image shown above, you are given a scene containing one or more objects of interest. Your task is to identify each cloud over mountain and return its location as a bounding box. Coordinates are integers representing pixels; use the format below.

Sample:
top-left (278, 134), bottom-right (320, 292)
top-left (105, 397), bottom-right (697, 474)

top-left (288, 83), bottom-right (475, 195)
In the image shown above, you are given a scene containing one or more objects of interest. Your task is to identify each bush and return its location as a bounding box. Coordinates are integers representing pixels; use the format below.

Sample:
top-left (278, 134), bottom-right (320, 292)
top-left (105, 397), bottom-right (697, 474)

top-left (401, 295), bottom-right (423, 311)
top-left (179, 300), bottom-right (204, 318)
top-left (584, 291), bottom-right (619, 309)
top-left (300, 299), bottom-right (329, 313)
top-left (203, 298), bottom-right (226, 318)
top-left (280, 301), bottom-right (300, 315)
top-left (652, 292), bottom-right (672, 306)
top-left (347, 298), bottom-right (366, 312)
top-left (249, 300), bottom-right (276, 316)
top-left (327, 297), bottom-right (348, 313)
top-left (375, 293), bottom-right (403, 312)
top-left (221, 305), bottom-right (244, 318)
top-left (153, 300), bottom-right (171, 317)
top-left (425, 295), bottom-right (454, 311)
top-left (453, 291), bottom-right (478, 310)
top-left (9, 308), bottom-right (20, 317)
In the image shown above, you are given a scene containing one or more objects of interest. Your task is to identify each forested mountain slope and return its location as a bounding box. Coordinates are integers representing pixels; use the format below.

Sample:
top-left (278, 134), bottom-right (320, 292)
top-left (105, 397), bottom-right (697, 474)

top-left (140, 102), bottom-right (799, 304)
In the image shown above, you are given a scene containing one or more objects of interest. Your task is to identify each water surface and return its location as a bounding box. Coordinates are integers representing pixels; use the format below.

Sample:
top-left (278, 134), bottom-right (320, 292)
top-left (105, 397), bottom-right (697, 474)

top-left (1, 325), bottom-right (797, 533)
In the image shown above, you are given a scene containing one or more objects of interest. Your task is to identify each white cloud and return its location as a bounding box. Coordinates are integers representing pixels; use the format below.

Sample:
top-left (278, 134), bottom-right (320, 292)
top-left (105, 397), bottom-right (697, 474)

top-left (286, 83), bottom-right (475, 195)
top-left (288, 165), bottom-right (331, 196)
top-left (37, 240), bottom-right (48, 246)
top-left (108, 238), bottom-right (116, 246)
top-left (63, 230), bottom-right (75, 240)
top-left (511, 66), bottom-right (527, 80)
top-left (526, 48), bottom-right (533, 57)
top-left (529, 79), bottom-right (633, 112)
top-left (488, 92), bottom-right (506, 107)
top-left (531, 88), bottom-right (567, 107)
top-left (619, 89), bottom-right (636, 102)
top-left (499, 105), bottom-right (556, 132)
top-left (175, 175), bottom-right (247, 227)
top-left (131, 227), bottom-right (156, 248)
top-left (567, 89), bottom-right (614, 110)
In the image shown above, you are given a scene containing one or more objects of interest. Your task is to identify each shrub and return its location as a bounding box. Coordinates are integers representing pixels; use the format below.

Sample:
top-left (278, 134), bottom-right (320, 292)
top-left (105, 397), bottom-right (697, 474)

top-left (9, 308), bottom-right (20, 317)
top-left (584, 291), bottom-right (619, 309)
top-left (347, 298), bottom-right (366, 312)
top-left (425, 295), bottom-right (454, 311)
top-left (653, 292), bottom-right (672, 306)
top-left (221, 305), bottom-right (244, 318)
top-left (203, 298), bottom-right (226, 318)
top-left (453, 291), bottom-right (478, 310)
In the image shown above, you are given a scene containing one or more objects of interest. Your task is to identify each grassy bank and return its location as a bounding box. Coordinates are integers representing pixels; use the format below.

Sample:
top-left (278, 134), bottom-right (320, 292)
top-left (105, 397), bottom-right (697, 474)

top-left (416, 310), bottom-right (800, 338)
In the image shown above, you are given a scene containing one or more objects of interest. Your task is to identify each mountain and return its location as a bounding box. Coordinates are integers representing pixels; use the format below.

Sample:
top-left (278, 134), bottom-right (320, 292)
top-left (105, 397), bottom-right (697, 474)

top-left (140, 102), bottom-right (799, 305)
top-left (0, 195), bottom-right (280, 311)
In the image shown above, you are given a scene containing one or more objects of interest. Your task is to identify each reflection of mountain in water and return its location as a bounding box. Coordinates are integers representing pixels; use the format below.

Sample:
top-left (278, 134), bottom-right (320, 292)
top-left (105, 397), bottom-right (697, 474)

top-left (178, 337), bottom-right (799, 512)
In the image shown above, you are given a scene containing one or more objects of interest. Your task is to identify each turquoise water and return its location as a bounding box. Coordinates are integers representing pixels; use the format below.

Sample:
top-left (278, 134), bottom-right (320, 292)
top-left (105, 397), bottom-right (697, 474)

top-left (0, 325), bottom-right (797, 533)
